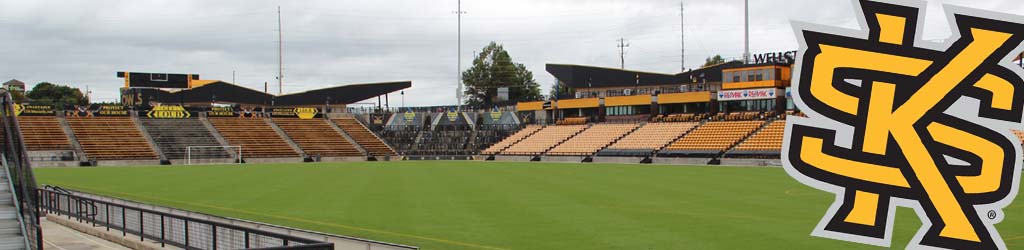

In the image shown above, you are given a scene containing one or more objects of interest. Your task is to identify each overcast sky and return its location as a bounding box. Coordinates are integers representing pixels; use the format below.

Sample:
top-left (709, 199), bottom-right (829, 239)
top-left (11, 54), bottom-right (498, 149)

top-left (1, 0), bottom-right (1021, 106)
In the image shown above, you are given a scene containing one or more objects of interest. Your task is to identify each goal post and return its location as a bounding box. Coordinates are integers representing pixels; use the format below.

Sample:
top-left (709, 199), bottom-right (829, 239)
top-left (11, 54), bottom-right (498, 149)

top-left (186, 145), bottom-right (242, 165)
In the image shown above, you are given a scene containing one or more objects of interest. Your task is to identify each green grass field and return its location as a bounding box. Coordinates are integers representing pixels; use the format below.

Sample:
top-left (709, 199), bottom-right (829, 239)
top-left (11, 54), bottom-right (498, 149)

top-left (33, 161), bottom-right (1024, 250)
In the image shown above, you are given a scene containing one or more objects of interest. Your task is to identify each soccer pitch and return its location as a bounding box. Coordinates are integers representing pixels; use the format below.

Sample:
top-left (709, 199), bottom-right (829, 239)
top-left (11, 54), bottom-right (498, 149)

top-left (34, 161), bottom-right (1024, 250)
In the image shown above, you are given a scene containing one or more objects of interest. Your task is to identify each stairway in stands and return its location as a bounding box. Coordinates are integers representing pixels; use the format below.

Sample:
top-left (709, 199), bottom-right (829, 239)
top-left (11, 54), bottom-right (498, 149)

top-left (273, 118), bottom-right (363, 157)
top-left (0, 169), bottom-right (24, 250)
top-left (207, 118), bottom-right (300, 158)
top-left (332, 118), bottom-right (396, 156)
top-left (139, 118), bottom-right (231, 160)
top-left (65, 117), bottom-right (159, 161)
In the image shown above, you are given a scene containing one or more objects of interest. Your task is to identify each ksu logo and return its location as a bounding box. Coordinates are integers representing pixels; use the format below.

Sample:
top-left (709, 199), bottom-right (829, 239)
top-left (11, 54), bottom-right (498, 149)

top-left (782, 1), bottom-right (1024, 249)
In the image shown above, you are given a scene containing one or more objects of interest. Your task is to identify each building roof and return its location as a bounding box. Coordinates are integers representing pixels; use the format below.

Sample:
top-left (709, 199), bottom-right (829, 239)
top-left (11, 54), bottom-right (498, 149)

top-left (123, 81), bottom-right (411, 107)
top-left (3, 79), bottom-right (25, 86)
top-left (546, 61), bottom-right (741, 89)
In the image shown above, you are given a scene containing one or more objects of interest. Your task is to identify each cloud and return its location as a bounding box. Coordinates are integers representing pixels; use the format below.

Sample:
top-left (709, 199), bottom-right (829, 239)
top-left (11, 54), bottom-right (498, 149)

top-left (0, 0), bottom-right (1019, 106)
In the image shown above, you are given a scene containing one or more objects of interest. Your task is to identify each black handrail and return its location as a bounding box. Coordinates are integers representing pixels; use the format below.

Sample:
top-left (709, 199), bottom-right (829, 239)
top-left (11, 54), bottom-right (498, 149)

top-left (0, 89), bottom-right (43, 250)
top-left (42, 185), bottom-right (97, 218)
top-left (39, 188), bottom-right (333, 250)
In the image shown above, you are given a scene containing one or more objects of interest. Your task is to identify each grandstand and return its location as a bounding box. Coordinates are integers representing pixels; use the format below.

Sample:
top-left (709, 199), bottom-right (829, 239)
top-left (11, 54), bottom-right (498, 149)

top-left (659, 120), bottom-right (765, 157)
top-left (66, 116), bottom-right (159, 160)
top-left (16, 116), bottom-right (71, 151)
top-left (480, 125), bottom-right (542, 155)
top-left (413, 124), bottom-right (473, 155)
top-left (207, 118), bottom-right (300, 158)
top-left (332, 118), bottom-right (396, 156)
top-left (600, 122), bottom-right (699, 156)
top-left (379, 125), bottom-right (419, 155)
top-left (547, 123), bottom-right (638, 156)
top-left (140, 118), bottom-right (231, 160)
top-left (728, 119), bottom-right (785, 157)
top-left (501, 125), bottom-right (587, 156)
top-left (473, 124), bottom-right (522, 154)
top-left (275, 118), bottom-right (363, 158)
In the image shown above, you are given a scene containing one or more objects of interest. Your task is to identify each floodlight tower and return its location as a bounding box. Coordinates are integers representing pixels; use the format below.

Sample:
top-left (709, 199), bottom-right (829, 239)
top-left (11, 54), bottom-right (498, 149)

top-left (455, 0), bottom-right (467, 110)
top-left (743, 0), bottom-right (750, 64)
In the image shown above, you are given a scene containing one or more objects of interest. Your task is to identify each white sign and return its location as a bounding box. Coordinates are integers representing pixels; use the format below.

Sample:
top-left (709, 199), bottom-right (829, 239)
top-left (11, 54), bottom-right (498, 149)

top-left (717, 88), bottom-right (777, 101)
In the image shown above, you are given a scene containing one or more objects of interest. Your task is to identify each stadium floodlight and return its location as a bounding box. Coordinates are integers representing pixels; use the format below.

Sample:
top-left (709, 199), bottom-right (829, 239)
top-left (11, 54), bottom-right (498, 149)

top-left (186, 146), bottom-right (242, 165)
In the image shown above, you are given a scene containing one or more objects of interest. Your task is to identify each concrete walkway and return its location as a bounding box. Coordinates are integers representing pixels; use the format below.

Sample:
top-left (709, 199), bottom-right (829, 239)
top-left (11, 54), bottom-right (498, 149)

top-left (41, 217), bottom-right (130, 250)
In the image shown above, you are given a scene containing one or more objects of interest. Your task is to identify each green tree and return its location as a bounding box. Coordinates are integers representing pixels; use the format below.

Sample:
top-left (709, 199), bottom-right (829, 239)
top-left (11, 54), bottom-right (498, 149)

top-left (25, 82), bottom-right (87, 106)
top-left (462, 42), bottom-right (542, 107)
top-left (703, 55), bottom-right (726, 67)
top-left (10, 91), bottom-right (25, 103)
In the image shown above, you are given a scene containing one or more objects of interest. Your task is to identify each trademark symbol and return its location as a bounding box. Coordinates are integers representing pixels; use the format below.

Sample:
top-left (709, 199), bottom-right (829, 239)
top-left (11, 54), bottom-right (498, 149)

top-left (988, 210), bottom-right (997, 220)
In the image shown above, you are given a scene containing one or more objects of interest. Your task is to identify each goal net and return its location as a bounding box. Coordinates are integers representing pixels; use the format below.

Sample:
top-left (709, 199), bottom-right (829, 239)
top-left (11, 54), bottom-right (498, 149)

top-left (186, 146), bottom-right (242, 165)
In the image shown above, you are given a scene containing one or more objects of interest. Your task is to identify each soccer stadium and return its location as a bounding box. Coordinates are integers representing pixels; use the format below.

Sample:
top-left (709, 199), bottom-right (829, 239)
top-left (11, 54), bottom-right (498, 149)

top-left (2, 0), bottom-right (1024, 250)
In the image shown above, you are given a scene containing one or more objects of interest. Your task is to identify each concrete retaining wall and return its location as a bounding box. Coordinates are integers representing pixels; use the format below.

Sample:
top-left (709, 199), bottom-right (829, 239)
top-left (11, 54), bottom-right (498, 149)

top-left (593, 156), bottom-right (644, 164)
top-left (243, 157), bottom-right (303, 164)
top-left (540, 155), bottom-right (586, 163)
top-left (95, 160), bottom-right (162, 167)
top-left (651, 157), bottom-right (711, 165)
top-left (493, 155), bottom-right (533, 162)
top-left (30, 161), bottom-right (79, 168)
top-left (720, 158), bottom-right (782, 167)
top-left (320, 156), bottom-right (366, 162)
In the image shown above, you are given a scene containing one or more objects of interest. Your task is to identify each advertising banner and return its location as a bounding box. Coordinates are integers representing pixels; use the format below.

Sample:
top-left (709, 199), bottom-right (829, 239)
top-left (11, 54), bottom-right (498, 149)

top-left (717, 88), bottom-right (778, 101)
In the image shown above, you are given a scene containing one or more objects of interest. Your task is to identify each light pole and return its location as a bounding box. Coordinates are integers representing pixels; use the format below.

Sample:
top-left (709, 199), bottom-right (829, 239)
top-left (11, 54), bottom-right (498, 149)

top-left (455, 0), bottom-right (466, 111)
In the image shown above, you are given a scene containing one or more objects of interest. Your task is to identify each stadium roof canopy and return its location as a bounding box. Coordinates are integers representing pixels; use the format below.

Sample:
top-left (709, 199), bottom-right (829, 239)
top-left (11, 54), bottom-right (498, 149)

top-left (124, 81), bottom-right (411, 107)
top-left (546, 61), bottom-right (741, 89)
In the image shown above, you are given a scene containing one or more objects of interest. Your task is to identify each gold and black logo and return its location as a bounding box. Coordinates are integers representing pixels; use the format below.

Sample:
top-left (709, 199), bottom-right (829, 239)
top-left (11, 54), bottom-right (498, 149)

top-left (146, 105), bottom-right (191, 118)
top-left (294, 107), bottom-right (318, 119)
top-left (783, 1), bottom-right (1024, 249)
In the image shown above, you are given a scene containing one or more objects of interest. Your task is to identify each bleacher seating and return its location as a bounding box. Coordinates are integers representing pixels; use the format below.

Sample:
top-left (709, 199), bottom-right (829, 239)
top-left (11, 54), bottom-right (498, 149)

top-left (731, 120), bottom-right (785, 156)
top-left (601, 122), bottom-right (699, 156)
top-left (556, 117), bottom-right (588, 125)
top-left (547, 123), bottom-right (638, 156)
top-left (16, 116), bottom-right (71, 151)
top-left (412, 124), bottom-right (472, 155)
top-left (140, 118), bottom-right (230, 159)
top-left (380, 125), bottom-right (420, 154)
top-left (472, 124), bottom-right (520, 154)
top-left (66, 117), bottom-right (158, 160)
top-left (662, 120), bottom-right (764, 155)
top-left (481, 125), bottom-right (542, 155)
top-left (724, 111), bottom-right (761, 121)
top-left (207, 118), bottom-right (299, 158)
top-left (653, 113), bottom-right (706, 122)
top-left (501, 125), bottom-right (587, 156)
top-left (605, 115), bottom-right (649, 124)
top-left (274, 118), bottom-right (362, 157)
top-left (332, 118), bottom-right (396, 156)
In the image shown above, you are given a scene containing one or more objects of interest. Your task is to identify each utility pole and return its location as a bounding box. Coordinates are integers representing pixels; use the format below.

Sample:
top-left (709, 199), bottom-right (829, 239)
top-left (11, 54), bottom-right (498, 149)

top-left (232, 70), bottom-right (235, 83)
top-left (680, 1), bottom-right (685, 72)
top-left (617, 38), bottom-right (630, 69)
top-left (277, 6), bottom-right (284, 95)
top-left (455, 0), bottom-right (466, 111)
top-left (743, 0), bottom-right (750, 64)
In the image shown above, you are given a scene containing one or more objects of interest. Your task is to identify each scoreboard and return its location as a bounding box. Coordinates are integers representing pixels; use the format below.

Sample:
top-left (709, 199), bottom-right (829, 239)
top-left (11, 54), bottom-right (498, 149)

top-left (117, 72), bottom-right (199, 89)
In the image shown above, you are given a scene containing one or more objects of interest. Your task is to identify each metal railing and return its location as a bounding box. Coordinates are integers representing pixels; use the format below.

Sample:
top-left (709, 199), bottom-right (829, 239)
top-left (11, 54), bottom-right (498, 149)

top-left (0, 89), bottom-right (43, 250)
top-left (39, 187), bottom-right (334, 250)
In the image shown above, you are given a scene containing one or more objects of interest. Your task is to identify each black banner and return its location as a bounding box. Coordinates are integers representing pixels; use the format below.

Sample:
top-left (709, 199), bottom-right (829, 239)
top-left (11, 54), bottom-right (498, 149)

top-left (14, 104), bottom-right (56, 116)
top-left (65, 105), bottom-right (130, 117)
top-left (207, 107), bottom-right (237, 117)
top-left (269, 107), bottom-right (321, 119)
top-left (145, 105), bottom-right (195, 118)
